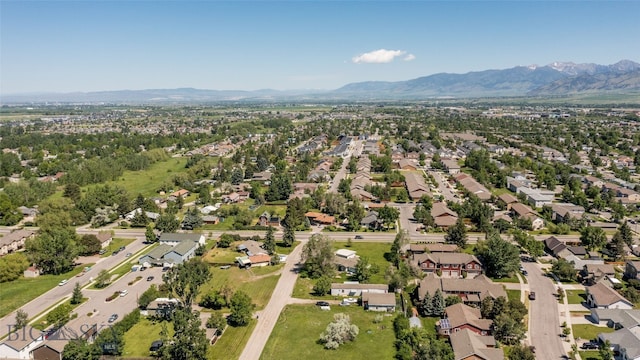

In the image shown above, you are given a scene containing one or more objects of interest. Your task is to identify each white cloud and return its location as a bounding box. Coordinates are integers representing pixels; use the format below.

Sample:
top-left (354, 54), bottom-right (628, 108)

top-left (352, 49), bottom-right (414, 64)
top-left (403, 54), bottom-right (416, 61)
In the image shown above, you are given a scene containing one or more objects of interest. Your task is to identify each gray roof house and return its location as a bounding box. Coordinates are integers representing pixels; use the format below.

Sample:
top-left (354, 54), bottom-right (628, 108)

top-left (158, 233), bottom-right (205, 247)
top-left (162, 240), bottom-right (199, 264)
top-left (449, 329), bottom-right (504, 360)
top-left (362, 293), bottom-right (396, 312)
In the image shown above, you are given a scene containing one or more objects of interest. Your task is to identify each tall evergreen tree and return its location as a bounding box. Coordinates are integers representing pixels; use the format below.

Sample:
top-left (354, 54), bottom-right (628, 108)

top-left (432, 289), bottom-right (445, 317)
top-left (263, 226), bottom-right (276, 255)
top-left (445, 217), bottom-right (467, 248)
top-left (282, 226), bottom-right (295, 247)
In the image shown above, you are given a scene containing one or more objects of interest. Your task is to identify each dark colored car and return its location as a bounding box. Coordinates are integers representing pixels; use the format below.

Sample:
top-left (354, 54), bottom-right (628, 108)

top-left (581, 342), bottom-right (599, 350)
top-left (528, 292), bottom-right (536, 300)
top-left (146, 276), bottom-right (154, 281)
top-left (108, 314), bottom-right (118, 323)
top-left (316, 301), bottom-right (330, 306)
top-left (354, 235), bottom-right (363, 239)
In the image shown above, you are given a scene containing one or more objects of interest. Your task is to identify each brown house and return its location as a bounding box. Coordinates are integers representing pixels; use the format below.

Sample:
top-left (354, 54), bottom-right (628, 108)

top-left (412, 252), bottom-right (483, 278)
top-left (438, 303), bottom-right (493, 336)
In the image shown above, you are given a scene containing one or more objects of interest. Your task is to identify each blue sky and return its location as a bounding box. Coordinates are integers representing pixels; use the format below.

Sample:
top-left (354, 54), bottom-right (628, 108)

top-left (2, 1), bottom-right (639, 94)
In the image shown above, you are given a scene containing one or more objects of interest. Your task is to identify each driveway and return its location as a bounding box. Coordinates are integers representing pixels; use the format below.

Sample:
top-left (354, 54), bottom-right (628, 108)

top-left (524, 262), bottom-right (567, 359)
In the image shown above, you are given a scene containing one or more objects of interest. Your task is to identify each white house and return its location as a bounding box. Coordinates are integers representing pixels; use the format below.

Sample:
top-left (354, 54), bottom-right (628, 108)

top-left (586, 282), bottom-right (634, 310)
top-left (158, 233), bottom-right (206, 247)
top-left (0, 326), bottom-right (44, 359)
top-left (331, 283), bottom-right (388, 296)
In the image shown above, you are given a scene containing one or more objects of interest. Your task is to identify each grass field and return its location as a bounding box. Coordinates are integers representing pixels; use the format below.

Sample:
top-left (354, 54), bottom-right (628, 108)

top-left (260, 304), bottom-right (396, 360)
top-left (572, 324), bottom-right (614, 341)
top-left (0, 264), bottom-right (89, 318)
top-left (566, 290), bottom-right (586, 305)
top-left (331, 242), bottom-right (392, 284)
top-left (100, 237), bottom-right (135, 257)
top-left (208, 320), bottom-right (256, 360)
top-left (506, 289), bottom-right (521, 303)
top-left (122, 317), bottom-right (175, 357)
top-left (84, 157), bottom-right (188, 198)
top-left (198, 265), bottom-right (282, 310)
top-left (491, 274), bottom-right (520, 283)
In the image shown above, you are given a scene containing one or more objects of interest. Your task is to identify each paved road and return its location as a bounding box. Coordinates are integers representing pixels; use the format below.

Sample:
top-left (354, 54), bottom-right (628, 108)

top-left (238, 238), bottom-right (306, 360)
top-left (524, 262), bottom-right (566, 360)
top-left (0, 236), bottom-right (149, 339)
top-left (427, 170), bottom-right (461, 203)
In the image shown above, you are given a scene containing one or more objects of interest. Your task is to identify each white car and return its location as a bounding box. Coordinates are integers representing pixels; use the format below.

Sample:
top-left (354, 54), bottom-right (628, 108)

top-left (120, 289), bottom-right (128, 297)
top-left (58, 279), bottom-right (68, 286)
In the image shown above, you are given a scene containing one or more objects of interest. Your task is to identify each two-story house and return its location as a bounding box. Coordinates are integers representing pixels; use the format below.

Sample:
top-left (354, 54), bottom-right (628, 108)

top-left (412, 252), bottom-right (483, 278)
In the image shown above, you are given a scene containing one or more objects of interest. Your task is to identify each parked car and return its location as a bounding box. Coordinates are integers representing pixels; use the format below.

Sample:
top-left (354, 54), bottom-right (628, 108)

top-left (119, 246), bottom-right (125, 252)
top-left (521, 270), bottom-right (528, 276)
top-left (528, 291), bottom-right (536, 300)
top-left (58, 279), bottom-right (68, 286)
top-left (125, 252), bottom-right (132, 258)
top-left (120, 289), bottom-right (128, 297)
top-left (98, 249), bottom-right (106, 255)
top-left (220, 265), bottom-right (231, 270)
top-left (108, 314), bottom-right (118, 323)
top-left (354, 235), bottom-right (363, 239)
top-left (316, 301), bottom-right (330, 307)
top-left (581, 342), bottom-right (599, 350)
top-left (146, 276), bottom-right (154, 281)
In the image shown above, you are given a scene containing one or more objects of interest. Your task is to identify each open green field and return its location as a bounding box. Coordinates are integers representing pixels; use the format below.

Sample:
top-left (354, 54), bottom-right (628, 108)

top-left (331, 242), bottom-right (392, 284)
top-left (198, 264), bottom-right (282, 310)
top-left (260, 304), bottom-right (396, 360)
top-left (208, 320), bottom-right (256, 360)
top-left (566, 290), bottom-right (586, 305)
top-left (572, 324), bottom-right (614, 341)
top-left (0, 264), bottom-right (89, 318)
top-left (122, 317), bottom-right (175, 357)
top-left (84, 157), bottom-right (188, 198)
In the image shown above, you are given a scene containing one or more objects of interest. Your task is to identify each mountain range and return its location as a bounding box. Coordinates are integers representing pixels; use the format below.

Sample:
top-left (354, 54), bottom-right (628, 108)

top-left (3, 60), bottom-right (639, 104)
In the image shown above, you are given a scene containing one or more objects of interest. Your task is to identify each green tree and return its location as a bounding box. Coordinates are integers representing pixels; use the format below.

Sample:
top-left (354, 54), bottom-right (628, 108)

top-left (0, 193), bottom-right (22, 226)
top-left (599, 340), bottom-right (614, 360)
top-left (445, 295), bottom-right (462, 307)
top-left (608, 231), bottom-right (626, 260)
top-left (618, 221), bottom-right (634, 247)
top-left (580, 226), bottom-right (607, 250)
top-left (95, 269), bottom-right (111, 288)
top-left (78, 234), bottom-right (101, 256)
top-left (14, 309), bottom-right (28, 330)
top-left (420, 292), bottom-right (434, 316)
top-left (62, 339), bottom-right (101, 360)
top-left (301, 234), bottom-right (335, 279)
top-left (507, 345), bottom-right (535, 360)
top-left (70, 282), bottom-right (83, 305)
top-left (155, 212), bottom-right (180, 233)
top-left (160, 308), bottom-right (208, 360)
top-left (145, 224), bottom-right (157, 243)
top-left (344, 200), bottom-right (365, 231)
top-left (313, 275), bottom-right (332, 296)
top-left (477, 232), bottom-right (520, 278)
top-left (130, 210), bottom-right (150, 227)
top-left (206, 313), bottom-right (226, 335)
top-left (354, 256), bottom-right (374, 283)
top-left (0, 253), bottom-right (30, 283)
top-left (389, 230), bottom-right (410, 266)
top-left (431, 289), bottom-right (445, 317)
top-left (551, 258), bottom-right (577, 281)
top-left (46, 303), bottom-right (72, 328)
top-left (378, 205), bottom-right (400, 230)
top-left (319, 313), bottom-right (359, 350)
top-left (138, 284), bottom-right (161, 309)
top-left (163, 258), bottom-right (211, 308)
top-left (181, 207), bottom-right (202, 230)
top-left (282, 226), bottom-right (295, 247)
top-left (26, 226), bottom-right (79, 275)
top-left (493, 313), bottom-right (525, 345)
top-left (445, 217), bottom-right (467, 248)
top-left (228, 291), bottom-right (254, 327)
top-left (263, 226), bottom-right (276, 255)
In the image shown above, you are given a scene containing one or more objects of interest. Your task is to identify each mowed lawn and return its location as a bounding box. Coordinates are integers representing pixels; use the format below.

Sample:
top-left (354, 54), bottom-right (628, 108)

top-left (208, 320), bottom-right (257, 360)
top-left (260, 304), bottom-right (396, 360)
top-left (506, 289), bottom-right (521, 303)
top-left (198, 264), bottom-right (282, 310)
top-left (0, 265), bottom-right (87, 318)
top-left (331, 242), bottom-right (392, 284)
top-left (572, 324), bottom-right (615, 340)
top-left (122, 317), bottom-right (174, 357)
top-left (84, 157), bottom-right (188, 198)
top-left (566, 290), bottom-right (586, 305)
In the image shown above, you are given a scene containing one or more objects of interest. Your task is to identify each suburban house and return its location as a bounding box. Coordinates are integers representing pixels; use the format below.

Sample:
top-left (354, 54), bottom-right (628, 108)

top-left (582, 264), bottom-right (616, 285)
top-left (237, 240), bottom-right (267, 256)
top-left (442, 159), bottom-right (461, 174)
top-left (258, 211), bottom-right (281, 227)
top-left (550, 203), bottom-right (585, 223)
top-left (398, 158), bottom-right (418, 171)
top-left (360, 211), bottom-right (382, 230)
top-left (0, 326), bottom-right (44, 360)
top-left (408, 243), bottom-right (458, 255)
top-left (431, 202), bottom-right (459, 228)
top-left (169, 189), bottom-right (190, 200)
top-left (496, 193), bottom-right (518, 210)
top-left (361, 292), bottom-right (396, 312)
top-left (449, 329), bottom-right (504, 360)
top-left (412, 252), bottom-right (483, 278)
top-left (96, 232), bottom-right (113, 249)
top-left (158, 233), bottom-right (205, 247)
top-left (0, 229), bottom-right (35, 256)
top-left (624, 261), bottom-right (640, 281)
top-left (455, 174), bottom-right (492, 201)
top-left (404, 172), bottom-right (431, 200)
top-left (417, 274), bottom-right (507, 306)
top-left (593, 308), bottom-right (640, 360)
top-left (586, 282), bottom-right (634, 310)
top-left (331, 283), bottom-right (388, 297)
top-left (438, 303), bottom-right (493, 336)
top-left (520, 187), bottom-right (555, 208)
top-left (334, 249), bottom-right (359, 273)
top-left (248, 254), bottom-right (271, 267)
top-left (510, 202), bottom-right (544, 230)
top-left (139, 240), bottom-right (199, 266)
top-left (202, 215), bottom-right (220, 225)
top-left (31, 341), bottom-right (65, 360)
top-left (124, 208), bottom-right (160, 221)
top-left (32, 322), bottom-right (97, 360)
top-left (305, 212), bottom-right (336, 226)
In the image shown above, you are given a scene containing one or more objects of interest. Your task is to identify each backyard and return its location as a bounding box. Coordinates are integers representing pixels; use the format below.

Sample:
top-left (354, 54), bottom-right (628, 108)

top-left (122, 317), bottom-right (175, 357)
top-left (260, 304), bottom-right (396, 360)
top-left (572, 324), bottom-right (615, 341)
top-left (566, 290), bottom-right (586, 305)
